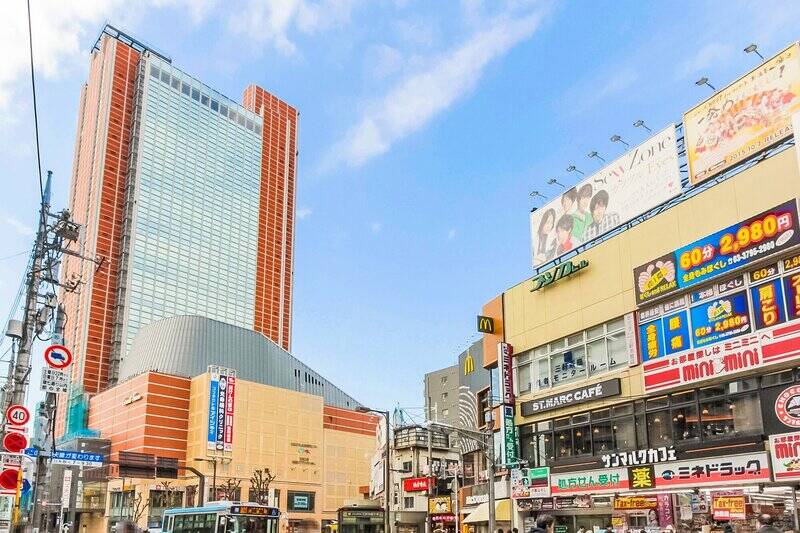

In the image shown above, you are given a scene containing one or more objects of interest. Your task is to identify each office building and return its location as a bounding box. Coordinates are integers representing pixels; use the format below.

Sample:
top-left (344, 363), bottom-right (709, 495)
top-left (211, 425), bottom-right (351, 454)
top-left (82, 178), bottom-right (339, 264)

top-left (59, 25), bottom-right (297, 414)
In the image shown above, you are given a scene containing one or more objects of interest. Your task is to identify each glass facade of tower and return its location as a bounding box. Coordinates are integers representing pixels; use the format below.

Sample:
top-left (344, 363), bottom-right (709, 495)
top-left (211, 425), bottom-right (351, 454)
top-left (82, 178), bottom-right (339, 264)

top-left (120, 55), bottom-right (264, 356)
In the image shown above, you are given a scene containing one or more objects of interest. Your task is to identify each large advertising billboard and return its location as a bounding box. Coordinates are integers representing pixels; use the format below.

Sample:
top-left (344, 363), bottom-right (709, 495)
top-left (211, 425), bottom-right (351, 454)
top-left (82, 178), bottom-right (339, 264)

top-left (640, 253), bottom-right (800, 393)
top-left (685, 43), bottom-right (800, 185)
top-left (207, 366), bottom-right (237, 452)
top-left (634, 200), bottom-right (800, 305)
top-left (530, 125), bottom-right (681, 268)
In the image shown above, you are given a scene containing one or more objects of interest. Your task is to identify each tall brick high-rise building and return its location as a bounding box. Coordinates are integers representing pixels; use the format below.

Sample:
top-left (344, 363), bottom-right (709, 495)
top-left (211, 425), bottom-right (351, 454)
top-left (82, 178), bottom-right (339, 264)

top-left (59, 25), bottom-right (297, 429)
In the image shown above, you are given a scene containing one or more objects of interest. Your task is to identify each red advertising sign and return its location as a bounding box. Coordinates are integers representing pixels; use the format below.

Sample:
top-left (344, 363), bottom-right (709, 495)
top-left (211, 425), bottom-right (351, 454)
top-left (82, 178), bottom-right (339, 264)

top-left (770, 431), bottom-right (800, 480)
top-left (643, 319), bottom-right (800, 393)
top-left (712, 491), bottom-right (745, 520)
top-left (403, 477), bottom-right (433, 492)
top-left (224, 375), bottom-right (235, 452)
top-left (498, 343), bottom-right (514, 405)
top-left (654, 453), bottom-right (770, 489)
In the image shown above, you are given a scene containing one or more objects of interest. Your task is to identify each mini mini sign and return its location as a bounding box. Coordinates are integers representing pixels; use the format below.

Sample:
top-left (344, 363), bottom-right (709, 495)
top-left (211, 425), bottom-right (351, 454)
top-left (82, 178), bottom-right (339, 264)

top-left (531, 259), bottom-right (589, 292)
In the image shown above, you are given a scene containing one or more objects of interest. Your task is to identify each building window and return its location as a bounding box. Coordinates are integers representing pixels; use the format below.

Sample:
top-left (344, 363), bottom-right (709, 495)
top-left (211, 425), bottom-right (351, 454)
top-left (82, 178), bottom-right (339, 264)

top-left (404, 497), bottom-right (415, 509)
top-left (401, 461), bottom-right (412, 473)
top-left (442, 409), bottom-right (449, 418)
top-left (442, 392), bottom-right (448, 401)
top-left (441, 376), bottom-right (447, 385)
top-left (287, 491), bottom-right (315, 512)
top-left (514, 316), bottom-right (631, 393)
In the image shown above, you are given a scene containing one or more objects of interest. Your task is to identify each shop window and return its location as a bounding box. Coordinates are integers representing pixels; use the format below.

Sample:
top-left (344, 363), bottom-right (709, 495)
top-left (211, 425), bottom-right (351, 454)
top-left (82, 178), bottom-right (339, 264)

top-left (592, 419), bottom-right (613, 453)
top-left (613, 417), bottom-right (637, 450)
top-left (404, 497), bottom-right (414, 509)
top-left (538, 432), bottom-right (554, 463)
top-left (552, 346), bottom-right (586, 385)
top-left (647, 411), bottom-right (672, 446)
top-left (671, 404), bottom-right (700, 440)
top-left (762, 369), bottom-right (795, 387)
top-left (700, 392), bottom-right (761, 439)
top-left (572, 425), bottom-right (591, 455)
top-left (587, 338), bottom-right (608, 375)
top-left (555, 428), bottom-right (572, 458)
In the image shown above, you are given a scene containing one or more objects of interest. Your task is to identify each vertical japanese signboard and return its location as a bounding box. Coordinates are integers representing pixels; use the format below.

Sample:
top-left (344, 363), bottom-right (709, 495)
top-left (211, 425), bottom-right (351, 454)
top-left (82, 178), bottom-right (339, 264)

top-left (498, 343), bottom-right (514, 405)
top-left (684, 42), bottom-right (800, 184)
top-left (207, 366), bottom-right (237, 453)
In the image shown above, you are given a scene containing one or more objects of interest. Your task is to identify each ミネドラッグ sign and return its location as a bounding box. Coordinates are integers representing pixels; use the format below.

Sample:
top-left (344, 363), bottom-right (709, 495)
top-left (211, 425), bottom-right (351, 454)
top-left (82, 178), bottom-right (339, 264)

top-left (769, 431), bottom-right (800, 481)
top-left (530, 125), bottom-right (681, 268)
top-left (634, 200), bottom-right (800, 305)
top-left (654, 453), bottom-right (770, 489)
top-left (684, 43), bottom-right (800, 185)
top-left (520, 378), bottom-right (621, 416)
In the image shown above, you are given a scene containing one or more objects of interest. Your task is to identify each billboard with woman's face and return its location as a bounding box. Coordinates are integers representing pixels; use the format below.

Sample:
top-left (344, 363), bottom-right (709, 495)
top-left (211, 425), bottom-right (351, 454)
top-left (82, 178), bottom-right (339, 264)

top-left (530, 125), bottom-right (682, 269)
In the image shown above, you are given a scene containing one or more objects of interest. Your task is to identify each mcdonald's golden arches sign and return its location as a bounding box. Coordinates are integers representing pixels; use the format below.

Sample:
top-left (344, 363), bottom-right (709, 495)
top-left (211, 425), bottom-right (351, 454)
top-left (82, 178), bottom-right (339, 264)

top-left (477, 315), bottom-right (494, 333)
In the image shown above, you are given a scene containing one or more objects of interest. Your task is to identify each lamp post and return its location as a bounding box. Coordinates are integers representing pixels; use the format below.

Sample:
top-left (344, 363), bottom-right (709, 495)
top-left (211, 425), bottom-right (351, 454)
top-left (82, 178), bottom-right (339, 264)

top-left (194, 457), bottom-right (228, 501)
top-left (428, 421), bottom-right (495, 533)
top-left (357, 407), bottom-right (391, 533)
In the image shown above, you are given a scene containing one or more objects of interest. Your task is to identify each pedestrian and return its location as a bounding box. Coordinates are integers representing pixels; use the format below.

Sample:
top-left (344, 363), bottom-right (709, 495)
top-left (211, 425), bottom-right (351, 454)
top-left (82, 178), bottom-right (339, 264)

top-left (497, 528), bottom-right (504, 533)
top-left (756, 514), bottom-right (781, 533)
top-left (529, 515), bottom-right (555, 533)
top-left (513, 528), bottom-right (519, 533)
top-left (604, 525), bottom-right (614, 533)
top-left (576, 526), bottom-right (586, 533)
top-left (723, 524), bottom-right (734, 533)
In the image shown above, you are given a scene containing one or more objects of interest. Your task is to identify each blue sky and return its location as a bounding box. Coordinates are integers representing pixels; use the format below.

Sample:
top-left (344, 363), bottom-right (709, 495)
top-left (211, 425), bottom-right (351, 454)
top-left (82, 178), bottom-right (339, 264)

top-left (1, 0), bottom-right (799, 415)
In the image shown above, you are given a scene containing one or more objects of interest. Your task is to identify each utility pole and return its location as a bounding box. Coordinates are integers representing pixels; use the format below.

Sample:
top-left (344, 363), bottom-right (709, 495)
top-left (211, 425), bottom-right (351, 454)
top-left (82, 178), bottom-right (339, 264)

top-left (426, 426), bottom-right (433, 533)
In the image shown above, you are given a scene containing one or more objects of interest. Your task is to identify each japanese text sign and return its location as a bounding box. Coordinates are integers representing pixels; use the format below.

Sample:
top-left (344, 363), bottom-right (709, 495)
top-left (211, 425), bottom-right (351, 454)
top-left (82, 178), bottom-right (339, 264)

top-left (684, 43), bottom-right (800, 185)
top-left (550, 468), bottom-right (628, 495)
top-left (634, 200), bottom-right (800, 305)
top-left (654, 452), bottom-right (770, 489)
top-left (769, 431), bottom-right (800, 480)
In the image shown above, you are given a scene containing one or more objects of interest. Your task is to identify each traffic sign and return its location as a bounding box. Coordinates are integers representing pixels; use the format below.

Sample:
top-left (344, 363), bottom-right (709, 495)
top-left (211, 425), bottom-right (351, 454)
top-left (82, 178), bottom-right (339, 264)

top-left (5, 405), bottom-right (29, 427)
top-left (43, 344), bottom-right (72, 370)
top-left (22, 448), bottom-right (103, 467)
top-left (40, 368), bottom-right (70, 393)
top-left (0, 470), bottom-right (17, 490)
top-left (2, 433), bottom-right (27, 454)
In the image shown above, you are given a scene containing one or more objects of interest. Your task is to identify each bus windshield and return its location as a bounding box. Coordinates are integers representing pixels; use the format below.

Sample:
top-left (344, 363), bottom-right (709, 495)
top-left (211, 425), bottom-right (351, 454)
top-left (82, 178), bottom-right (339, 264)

top-left (221, 516), bottom-right (276, 533)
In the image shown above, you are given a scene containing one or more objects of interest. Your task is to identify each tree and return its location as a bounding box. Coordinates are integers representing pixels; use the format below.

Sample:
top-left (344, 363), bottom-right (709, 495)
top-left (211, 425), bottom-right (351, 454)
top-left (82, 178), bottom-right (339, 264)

top-left (132, 491), bottom-right (149, 522)
top-left (249, 468), bottom-right (277, 504)
top-left (216, 478), bottom-right (242, 501)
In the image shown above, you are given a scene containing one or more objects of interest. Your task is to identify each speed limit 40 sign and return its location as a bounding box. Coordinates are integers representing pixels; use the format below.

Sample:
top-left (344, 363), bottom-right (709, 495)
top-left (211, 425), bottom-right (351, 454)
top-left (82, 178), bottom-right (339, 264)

top-left (5, 405), bottom-right (30, 427)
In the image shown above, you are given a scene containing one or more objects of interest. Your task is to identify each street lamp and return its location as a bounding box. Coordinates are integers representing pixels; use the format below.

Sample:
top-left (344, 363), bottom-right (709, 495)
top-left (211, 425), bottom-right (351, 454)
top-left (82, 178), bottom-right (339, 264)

top-left (546, 178), bottom-right (566, 189)
top-left (633, 119), bottom-right (652, 133)
top-left (744, 43), bottom-right (765, 61)
top-left (610, 134), bottom-right (630, 149)
top-left (427, 421), bottom-right (495, 533)
top-left (695, 77), bottom-right (716, 91)
top-left (587, 151), bottom-right (606, 164)
top-left (193, 457), bottom-right (229, 501)
top-left (357, 406), bottom-right (391, 533)
top-left (565, 165), bottom-right (584, 176)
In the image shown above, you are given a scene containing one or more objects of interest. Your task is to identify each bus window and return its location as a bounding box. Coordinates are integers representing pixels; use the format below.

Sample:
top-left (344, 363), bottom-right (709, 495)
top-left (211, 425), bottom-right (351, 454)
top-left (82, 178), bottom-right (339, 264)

top-left (220, 516), bottom-right (275, 533)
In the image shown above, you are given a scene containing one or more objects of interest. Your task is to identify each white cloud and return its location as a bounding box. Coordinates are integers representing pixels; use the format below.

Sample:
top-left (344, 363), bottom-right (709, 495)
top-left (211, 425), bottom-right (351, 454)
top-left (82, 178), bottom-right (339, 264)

top-left (675, 42), bottom-right (732, 81)
top-left (229, 0), bottom-right (359, 56)
top-left (370, 221), bottom-right (382, 234)
top-left (328, 7), bottom-right (546, 168)
top-left (3, 216), bottom-right (33, 237)
top-left (370, 44), bottom-right (404, 80)
top-left (0, 0), bottom-right (213, 124)
top-left (296, 206), bottom-right (313, 220)
top-left (447, 228), bottom-right (456, 240)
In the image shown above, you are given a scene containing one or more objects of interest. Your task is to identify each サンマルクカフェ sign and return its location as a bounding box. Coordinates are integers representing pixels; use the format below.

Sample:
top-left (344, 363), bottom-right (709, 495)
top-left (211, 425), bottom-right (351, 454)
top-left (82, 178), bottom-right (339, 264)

top-left (531, 259), bottom-right (589, 292)
top-left (520, 378), bottom-right (621, 416)
top-left (601, 446), bottom-right (677, 468)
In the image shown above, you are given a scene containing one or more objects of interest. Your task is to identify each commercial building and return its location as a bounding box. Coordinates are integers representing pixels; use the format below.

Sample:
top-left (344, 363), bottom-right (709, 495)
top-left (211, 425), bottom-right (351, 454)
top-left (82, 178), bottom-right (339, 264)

top-left (40, 316), bottom-right (376, 533)
top-left (474, 42), bottom-right (800, 533)
top-left (58, 25), bottom-right (297, 430)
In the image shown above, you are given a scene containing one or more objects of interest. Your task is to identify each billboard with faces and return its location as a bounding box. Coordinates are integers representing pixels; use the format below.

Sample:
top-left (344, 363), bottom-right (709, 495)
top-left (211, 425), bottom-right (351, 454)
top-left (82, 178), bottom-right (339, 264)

top-left (530, 125), bottom-right (682, 269)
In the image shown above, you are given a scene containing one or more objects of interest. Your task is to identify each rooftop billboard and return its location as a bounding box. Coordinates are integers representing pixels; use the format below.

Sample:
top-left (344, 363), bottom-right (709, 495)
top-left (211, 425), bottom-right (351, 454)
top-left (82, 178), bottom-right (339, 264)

top-left (684, 42), bottom-right (800, 185)
top-left (530, 125), bottom-right (681, 269)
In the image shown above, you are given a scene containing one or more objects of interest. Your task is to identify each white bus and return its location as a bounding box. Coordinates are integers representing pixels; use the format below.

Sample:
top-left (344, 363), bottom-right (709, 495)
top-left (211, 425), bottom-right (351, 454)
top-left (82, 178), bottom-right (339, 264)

top-left (162, 502), bottom-right (280, 533)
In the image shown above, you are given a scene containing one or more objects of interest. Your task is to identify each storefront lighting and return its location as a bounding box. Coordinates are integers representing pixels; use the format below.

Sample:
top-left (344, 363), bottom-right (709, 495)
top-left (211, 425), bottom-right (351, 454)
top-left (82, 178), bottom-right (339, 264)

top-left (575, 431), bottom-right (582, 437)
top-left (593, 428), bottom-right (599, 434)
top-left (612, 425), bottom-right (617, 431)
top-left (653, 416), bottom-right (661, 423)
top-left (672, 417), bottom-right (678, 423)
top-left (702, 408), bottom-right (709, 415)
top-left (728, 403), bottom-right (735, 410)
top-left (676, 413), bottom-right (684, 419)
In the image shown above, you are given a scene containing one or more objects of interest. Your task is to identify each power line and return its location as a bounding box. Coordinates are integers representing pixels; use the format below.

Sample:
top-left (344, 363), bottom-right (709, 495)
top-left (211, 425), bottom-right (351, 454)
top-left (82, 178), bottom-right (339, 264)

top-left (26, 0), bottom-right (44, 204)
top-left (0, 250), bottom-right (30, 262)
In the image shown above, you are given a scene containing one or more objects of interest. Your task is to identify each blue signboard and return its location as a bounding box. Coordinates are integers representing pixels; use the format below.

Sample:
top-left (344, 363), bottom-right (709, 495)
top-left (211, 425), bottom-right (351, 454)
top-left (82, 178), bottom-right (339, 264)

top-left (207, 376), bottom-right (219, 450)
top-left (689, 291), bottom-right (751, 347)
top-left (751, 279), bottom-right (786, 329)
top-left (663, 310), bottom-right (691, 355)
top-left (639, 320), bottom-right (664, 361)
top-left (23, 448), bottom-right (103, 466)
top-left (634, 200), bottom-right (800, 304)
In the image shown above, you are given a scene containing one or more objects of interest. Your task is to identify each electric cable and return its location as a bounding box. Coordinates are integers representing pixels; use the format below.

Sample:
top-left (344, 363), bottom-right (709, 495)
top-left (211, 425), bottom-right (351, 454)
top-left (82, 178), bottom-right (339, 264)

top-left (26, 0), bottom-right (45, 205)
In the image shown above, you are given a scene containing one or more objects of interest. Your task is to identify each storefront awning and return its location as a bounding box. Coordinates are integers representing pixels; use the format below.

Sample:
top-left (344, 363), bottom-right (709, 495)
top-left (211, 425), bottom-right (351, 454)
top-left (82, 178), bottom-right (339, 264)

top-left (463, 499), bottom-right (511, 524)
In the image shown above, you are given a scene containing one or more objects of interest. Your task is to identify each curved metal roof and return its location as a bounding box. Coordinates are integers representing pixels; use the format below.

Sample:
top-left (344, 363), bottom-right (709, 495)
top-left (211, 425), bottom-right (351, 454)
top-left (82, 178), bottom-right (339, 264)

top-left (118, 315), bottom-right (361, 409)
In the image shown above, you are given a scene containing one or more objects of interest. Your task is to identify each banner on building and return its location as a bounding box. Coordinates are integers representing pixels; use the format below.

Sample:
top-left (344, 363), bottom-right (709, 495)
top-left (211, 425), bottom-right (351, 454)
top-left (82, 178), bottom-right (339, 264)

top-left (500, 404), bottom-right (518, 466)
top-left (634, 200), bottom-right (800, 305)
top-left (498, 343), bottom-right (514, 405)
top-left (769, 431), bottom-right (800, 480)
top-left (653, 453), bottom-right (770, 489)
top-left (530, 125), bottom-right (681, 268)
top-left (684, 43), bottom-right (800, 185)
top-left (511, 467), bottom-right (550, 499)
top-left (711, 491), bottom-right (746, 520)
top-left (207, 366), bottom-right (237, 452)
top-left (550, 468), bottom-right (628, 495)
top-left (613, 496), bottom-right (657, 510)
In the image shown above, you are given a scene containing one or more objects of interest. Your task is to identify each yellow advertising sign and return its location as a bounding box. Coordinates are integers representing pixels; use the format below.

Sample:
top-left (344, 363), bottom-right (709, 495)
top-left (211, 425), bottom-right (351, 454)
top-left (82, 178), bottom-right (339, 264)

top-left (428, 496), bottom-right (452, 515)
top-left (684, 42), bottom-right (800, 185)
